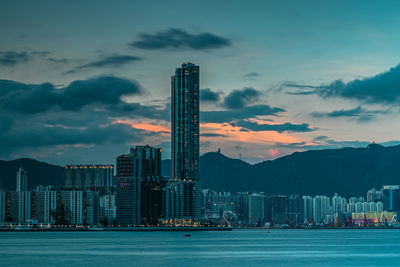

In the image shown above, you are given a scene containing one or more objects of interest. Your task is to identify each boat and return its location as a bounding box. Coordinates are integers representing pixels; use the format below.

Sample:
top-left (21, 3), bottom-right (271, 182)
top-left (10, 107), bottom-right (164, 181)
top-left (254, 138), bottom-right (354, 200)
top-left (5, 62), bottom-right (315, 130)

top-left (184, 234), bottom-right (191, 237)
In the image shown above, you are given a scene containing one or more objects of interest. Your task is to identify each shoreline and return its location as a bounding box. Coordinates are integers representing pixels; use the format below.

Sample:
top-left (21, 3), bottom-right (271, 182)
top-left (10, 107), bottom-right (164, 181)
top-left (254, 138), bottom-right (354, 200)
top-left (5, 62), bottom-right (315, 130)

top-left (0, 226), bottom-right (232, 232)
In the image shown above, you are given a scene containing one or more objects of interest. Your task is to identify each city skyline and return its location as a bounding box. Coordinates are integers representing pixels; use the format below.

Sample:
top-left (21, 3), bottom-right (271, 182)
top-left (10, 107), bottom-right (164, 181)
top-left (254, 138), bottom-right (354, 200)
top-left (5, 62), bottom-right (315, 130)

top-left (3, 1), bottom-right (400, 165)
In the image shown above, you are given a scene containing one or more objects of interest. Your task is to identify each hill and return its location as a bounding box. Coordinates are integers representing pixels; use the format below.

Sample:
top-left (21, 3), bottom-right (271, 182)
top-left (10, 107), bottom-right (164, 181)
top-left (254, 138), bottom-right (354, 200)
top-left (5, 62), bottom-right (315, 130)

top-left (0, 158), bottom-right (64, 190)
top-left (2, 144), bottom-right (400, 197)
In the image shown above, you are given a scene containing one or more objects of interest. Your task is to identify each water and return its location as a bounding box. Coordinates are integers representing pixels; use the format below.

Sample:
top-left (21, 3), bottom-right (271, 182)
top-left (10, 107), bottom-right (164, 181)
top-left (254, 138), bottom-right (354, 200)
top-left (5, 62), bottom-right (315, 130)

top-left (1, 229), bottom-right (400, 266)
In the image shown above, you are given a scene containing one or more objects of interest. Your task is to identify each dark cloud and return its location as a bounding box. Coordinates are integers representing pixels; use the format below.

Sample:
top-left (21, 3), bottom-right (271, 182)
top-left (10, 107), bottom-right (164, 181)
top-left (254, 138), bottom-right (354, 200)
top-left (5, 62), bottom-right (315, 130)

top-left (234, 120), bottom-right (315, 133)
top-left (66, 55), bottom-right (142, 74)
top-left (200, 88), bottom-right (221, 103)
top-left (47, 58), bottom-right (68, 64)
top-left (0, 123), bottom-right (150, 149)
top-left (31, 51), bottom-right (52, 57)
top-left (223, 87), bottom-right (262, 109)
top-left (130, 28), bottom-right (231, 50)
top-left (0, 76), bottom-right (142, 114)
top-left (0, 51), bottom-right (30, 66)
top-left (285, 64), bottom-right (400, 104)
top-left (244, 72), bottom-right (260, 78)
top-left (311, 106), bottom-right (390, 122)
top-left (200, 133), bottom-right (227, 137)
top-left (201, 104), bottom-right (285, 123)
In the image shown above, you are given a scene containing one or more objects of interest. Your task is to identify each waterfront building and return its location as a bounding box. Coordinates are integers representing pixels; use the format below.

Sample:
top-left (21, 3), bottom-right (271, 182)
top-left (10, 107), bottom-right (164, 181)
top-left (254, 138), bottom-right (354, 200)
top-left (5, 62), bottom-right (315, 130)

top-left (16, 167), bottom-right (28, 192)
top-left (100, 194), bottom-right (117, 224)
top-left (313, 195), bottom-right (330, 224)
top-left (9, 191), bottom-right (31, 223)
top-left (235, 192), bottom-right (249, 225)
top-left (382, 185), bottom-right (400, 213)
top-left (65, 164), bottom-right (114, 189)
top-left (303, 196), bottom-right (313, 223)
top-left (248, 193), bottom-right (265, 226)
top-left (346, 203), bottom-right (356, 213)
top-left (0, 190), bottom-right (6, 222)
top-left (267, 195), bottom-right (289, 225)
top-left (116, 145), bottom-right (164, 226)
top-left (355, 202), bottom-right (364, 213)
top-left (169, 62), bottom-right (201, 221)
top-left (288, 195), bottom-right (303, 225)
top-left (33, 187), bottom-right (57, 224)
top-left (377, 201), bottom-right (384, 212)
top-left (60, 191), bottom-right (84, 225)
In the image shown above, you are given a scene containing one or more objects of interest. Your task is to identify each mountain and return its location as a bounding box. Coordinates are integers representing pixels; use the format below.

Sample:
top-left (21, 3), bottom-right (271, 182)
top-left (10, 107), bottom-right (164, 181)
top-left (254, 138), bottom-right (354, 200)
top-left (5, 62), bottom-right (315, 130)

top-left (162, 144), bottom-right (400, 197)
top-left (2, 144), bottom-right (400, 197)
top-left (0, 158), bottom-right (64, 190)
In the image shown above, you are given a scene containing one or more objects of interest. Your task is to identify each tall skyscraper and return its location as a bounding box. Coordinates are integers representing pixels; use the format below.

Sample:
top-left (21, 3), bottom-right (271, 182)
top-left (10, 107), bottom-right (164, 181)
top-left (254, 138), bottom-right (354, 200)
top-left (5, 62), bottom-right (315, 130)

top-left (168, 62), bottom-right (201, 221)
top-left (171, 62), bottom-right (200, 181)
top-left (16, 167), bottom-right (28, 192)
top-left (116, 146), bottom-right (164, 226)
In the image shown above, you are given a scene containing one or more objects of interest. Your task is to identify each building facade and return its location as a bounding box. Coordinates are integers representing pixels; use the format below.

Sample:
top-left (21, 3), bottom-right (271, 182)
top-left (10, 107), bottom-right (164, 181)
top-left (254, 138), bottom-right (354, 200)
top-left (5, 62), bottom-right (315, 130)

top-left (65, 165), bottom-right (114, 189)
top-left (116, 146), bottom-right (164, 226)
top-left (169, 62), bottom-right (201, 221)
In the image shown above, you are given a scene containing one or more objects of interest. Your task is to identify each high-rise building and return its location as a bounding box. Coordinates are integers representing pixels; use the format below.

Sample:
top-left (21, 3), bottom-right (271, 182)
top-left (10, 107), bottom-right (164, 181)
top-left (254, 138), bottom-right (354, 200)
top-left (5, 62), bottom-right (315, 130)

top-left (303, 196), bottom-right (313, 223)
top-left (65, 165), bottom-right (114, 189)
top-left (16, 167), bottom-right (28, 192)
top-left (168, 62), bottom-right (201, 221)
top-left (248, 193), bottom-right (265, 226)
top-left (100, 194), bottom-right (117, 224)
top-left (313, 195), bottom-right (330, 224)
top-left (0, 190), bottom-right (6, 223)
top-left (382, 185), bottom-right (400, 213)
top-left (267, 195), bottom-right (289, 225)
top-left (288, 195), bottom-right (303, 226)
top-left (116, 146), bottom-right (164, 226)
top-left (33, 187), bottom-right (58, 224)
top-left (9, 191), bottom-right (31, 223)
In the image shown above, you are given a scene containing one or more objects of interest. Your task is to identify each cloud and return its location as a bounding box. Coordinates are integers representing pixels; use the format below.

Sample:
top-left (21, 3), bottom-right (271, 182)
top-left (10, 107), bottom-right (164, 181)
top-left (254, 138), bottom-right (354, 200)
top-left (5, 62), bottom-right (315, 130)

top-left (0, 123), bottom-right (150, 149)
top-left (311, 106), bottom-right (390, 122)
top-left (65, 55), bottom-right (142, 74)
top-left (223, 87), bottom-right (262, 109)
top-left (0, 76), bottom-right (142, 114)
top-left (130, 28), bottom-right (231, 50)
top-left (201, 104), bottom-right (285, 123)
top-left (285, 64), bottom-right (400, 104)
top-left (244, 72), bottom-right (260, 78)
top-left (47, 58), bottom-right (68, 64)
top-left (31, 51), bottom-right (52, 57)
top-left (201, 133), bottom-right (227, 137)
top-left (234, 120), bottom-right (315, 133)
top-left (200, 88), bottom-right (221, 103)
top-left (0, 51), bottom-right (30, 66)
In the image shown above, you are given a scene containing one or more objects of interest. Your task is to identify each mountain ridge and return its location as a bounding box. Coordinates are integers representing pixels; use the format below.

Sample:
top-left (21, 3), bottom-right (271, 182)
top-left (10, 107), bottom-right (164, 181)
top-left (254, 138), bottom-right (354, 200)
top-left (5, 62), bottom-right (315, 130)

top-left (1, 144), bottom-right (400, 197)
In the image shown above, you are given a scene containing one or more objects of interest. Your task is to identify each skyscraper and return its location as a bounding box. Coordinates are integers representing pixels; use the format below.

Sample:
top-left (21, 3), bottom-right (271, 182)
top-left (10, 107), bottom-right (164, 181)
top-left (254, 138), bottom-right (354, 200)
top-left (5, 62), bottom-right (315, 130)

top-left (171, 62), bottom-right (200, 181)
top-left (168, 62), bottom-right (201, 221)
top-left (16, 167), bottom-right (27, 192)
top-left (116, 146), bottom-right (164, 226)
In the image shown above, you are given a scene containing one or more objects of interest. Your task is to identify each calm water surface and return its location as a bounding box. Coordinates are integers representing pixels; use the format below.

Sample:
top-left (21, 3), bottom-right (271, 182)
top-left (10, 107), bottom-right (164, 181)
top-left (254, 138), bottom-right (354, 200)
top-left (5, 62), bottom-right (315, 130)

top-left (0, 229), bottom-right (399, 266)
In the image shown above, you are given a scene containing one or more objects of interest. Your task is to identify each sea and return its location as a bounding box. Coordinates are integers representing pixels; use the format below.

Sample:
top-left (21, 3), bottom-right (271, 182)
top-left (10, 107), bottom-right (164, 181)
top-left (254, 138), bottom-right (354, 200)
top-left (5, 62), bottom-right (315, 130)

top-left (0, 229), bottom-right (399, 266)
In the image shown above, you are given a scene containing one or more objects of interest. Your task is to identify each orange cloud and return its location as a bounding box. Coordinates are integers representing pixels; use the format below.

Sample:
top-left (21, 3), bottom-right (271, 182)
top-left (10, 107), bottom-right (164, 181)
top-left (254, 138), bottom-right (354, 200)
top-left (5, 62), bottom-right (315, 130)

top-left (200, 122), bottom-right (301, 144)
top-left (113, 120), bottom-right (171, 134)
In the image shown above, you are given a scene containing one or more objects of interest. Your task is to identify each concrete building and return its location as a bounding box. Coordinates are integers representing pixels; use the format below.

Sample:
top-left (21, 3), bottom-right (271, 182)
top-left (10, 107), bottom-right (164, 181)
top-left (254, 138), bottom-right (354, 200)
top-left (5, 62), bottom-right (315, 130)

top-left (248, 193), bottom-right (265, 226)
top-left (116, 145), bottom-right (164, 226)
top-left (303, 196), bottom-right (313, 223)
top-left (16, 167), bottom-right (28, 192)
top-left (169, 62), bottom-right (201, 221)
top-left (65, 165), bottom-right (114, 189)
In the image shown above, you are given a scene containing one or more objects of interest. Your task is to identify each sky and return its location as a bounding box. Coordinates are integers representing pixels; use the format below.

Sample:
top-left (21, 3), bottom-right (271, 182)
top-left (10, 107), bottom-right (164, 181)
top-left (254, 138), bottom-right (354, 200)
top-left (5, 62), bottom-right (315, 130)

top-left (1, 0), bottom-right (400, 165)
